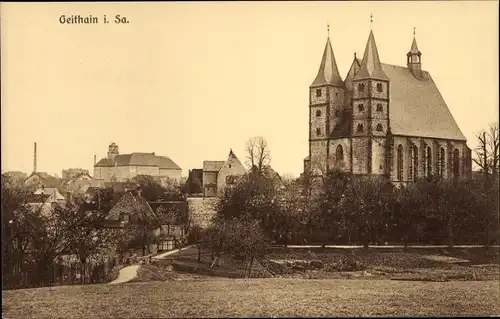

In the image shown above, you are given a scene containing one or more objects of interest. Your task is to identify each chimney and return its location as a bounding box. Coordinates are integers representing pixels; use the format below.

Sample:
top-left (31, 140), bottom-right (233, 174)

top-left (94, 154), bottom-right (96, 165)
top-left (33, 142), bottom-right (37, 173)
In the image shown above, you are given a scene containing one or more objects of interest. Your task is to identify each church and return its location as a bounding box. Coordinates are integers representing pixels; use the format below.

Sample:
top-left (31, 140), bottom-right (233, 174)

top-left (304, 26), bottom-right (472, 184)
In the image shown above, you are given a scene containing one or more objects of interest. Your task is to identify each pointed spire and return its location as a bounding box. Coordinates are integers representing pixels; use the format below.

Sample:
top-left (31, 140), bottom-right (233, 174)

top-left (410, 28), bottom-right (420, 54)
top-left (353, 30), bottom-right (389, 81)
top-left (311, 35), bottom-right (344, 87)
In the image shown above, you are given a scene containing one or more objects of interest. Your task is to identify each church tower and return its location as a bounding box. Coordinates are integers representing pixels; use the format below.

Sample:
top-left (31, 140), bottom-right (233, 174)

top-left (351, 23), bottom-right (391, 175)
top-left (407, 28), bottom-right (423, 78)
top-left (308, 25), bottom-right (345, 175)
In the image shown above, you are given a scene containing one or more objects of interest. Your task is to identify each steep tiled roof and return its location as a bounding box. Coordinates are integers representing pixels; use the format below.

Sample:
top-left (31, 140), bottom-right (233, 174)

top-left (381, 63), bottom-right (466, 141)
top-left (107, 191), bottom-right (159, 227)
top-left (354, 30), bottom-right (389, 81)
top-left (203, 161), bottom-right (225, 172)
top-left (95, 153), bottom-right (181, 170)
top-left (311, 37), bottom-right (345, 87)
top-left (344, 55), bottom-right (362, 91)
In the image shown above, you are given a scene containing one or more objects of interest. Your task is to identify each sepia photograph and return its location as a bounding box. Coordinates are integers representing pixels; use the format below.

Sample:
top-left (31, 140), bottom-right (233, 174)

top-left (1, 1), bottom-right (499, 317)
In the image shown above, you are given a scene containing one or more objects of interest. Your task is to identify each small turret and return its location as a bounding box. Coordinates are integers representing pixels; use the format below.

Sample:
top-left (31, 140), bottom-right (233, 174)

top-left (407, 27), bottom-right (423, 79)
top-left (107, 142), bottom-right (119, 160)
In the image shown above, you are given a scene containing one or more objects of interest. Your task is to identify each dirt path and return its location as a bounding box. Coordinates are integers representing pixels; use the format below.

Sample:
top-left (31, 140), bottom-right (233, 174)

top-left (109, 265), bottom-right (141, 284)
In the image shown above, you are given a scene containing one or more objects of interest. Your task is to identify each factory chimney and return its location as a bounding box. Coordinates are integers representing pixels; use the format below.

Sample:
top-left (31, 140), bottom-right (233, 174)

top-left (33, 142), bottom-right (37, 172)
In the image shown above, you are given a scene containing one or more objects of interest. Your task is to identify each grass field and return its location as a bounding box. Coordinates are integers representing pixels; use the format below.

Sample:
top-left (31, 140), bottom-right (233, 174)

top-left (3, 278), bottom-right (499, 318)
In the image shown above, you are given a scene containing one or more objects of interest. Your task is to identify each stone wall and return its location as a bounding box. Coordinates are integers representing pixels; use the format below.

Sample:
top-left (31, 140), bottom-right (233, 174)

top-left (187, 197), bottom-right (218, 229)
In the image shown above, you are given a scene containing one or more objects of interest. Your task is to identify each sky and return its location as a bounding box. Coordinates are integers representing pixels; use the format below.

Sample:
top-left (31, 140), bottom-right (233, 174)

top-left (1, 1), bottom-right (498, 178)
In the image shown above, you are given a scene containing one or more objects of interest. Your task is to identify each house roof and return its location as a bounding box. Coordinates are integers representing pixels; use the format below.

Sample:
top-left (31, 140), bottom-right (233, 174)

top-left (95, 153), bottom-right (181, 170)
top-left (24, 172), bottom-right (62, 188)
top-left (106, 191), bottom-right (160, 227)
top-left (311, 37), bottom-right (345, 87)
top-left (353, 30), bottom-right (389, 81)
top-left (380, 63), bottom-right (466, 141)
top-left (33, 187), bottom-right (64, 198)
top-left (203, 161), bottom-right (225, 172)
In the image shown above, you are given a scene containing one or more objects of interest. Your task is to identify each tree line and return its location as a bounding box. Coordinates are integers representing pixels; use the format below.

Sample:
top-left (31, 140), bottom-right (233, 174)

top-left (1, 175), bottom-right (185, 289)
top-left (198, 130), bottom-right (499, 275)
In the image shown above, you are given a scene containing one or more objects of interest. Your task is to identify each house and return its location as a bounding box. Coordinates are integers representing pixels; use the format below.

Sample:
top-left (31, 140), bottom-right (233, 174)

top-left (93, 142), bottom-right (182, 183)
top-left (202, 149), bottom-right (246, 197)
top-left (306, 27), bottom-right (472, 185)
top-left (24, 172), bottom-right (62, 189)
top-left (25, 189), bottom-right (66, 217)
top-left (106, 190), bottom-right (188, 240)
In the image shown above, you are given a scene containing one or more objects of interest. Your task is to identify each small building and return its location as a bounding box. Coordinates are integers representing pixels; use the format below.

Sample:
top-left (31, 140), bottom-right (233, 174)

top-left (93, 142), bottom-right (182, 183)
top-left (202, 149), bottom-right (246, 197)
top-left (24, 172), bottom-right (62, 189)
top-left (106, 190), bottom-right (188, 245)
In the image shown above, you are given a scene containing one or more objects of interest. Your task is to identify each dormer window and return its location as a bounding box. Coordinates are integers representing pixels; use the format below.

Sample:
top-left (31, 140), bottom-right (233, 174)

top-left (358, 104), bottom-right (364, 112)
top-left (316, 89), bottom-right (322, 97)
top-left (358, 83), bottom-right (365, 92)
top-left (316, 109), bottom-right (322, 117)
top-left (316, 128), bottom-right (321, 136)
top-left (376, 83), bottom-right (383, 92)
top-left (376, 124), bottom-right (383, 132)
top-left (357, 124), bottom-right (364, 132)
top-left (376, 103), bottom-right (383, 112)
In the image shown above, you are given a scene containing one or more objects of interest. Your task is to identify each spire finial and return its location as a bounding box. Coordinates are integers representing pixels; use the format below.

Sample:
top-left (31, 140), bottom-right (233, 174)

top-left (327, 22), bottom-right (330, 38)
top-left (413, 26), bottom-right (416, 37)
top-left (354, 52), bottom-right (357, 58)
top-left (370, 13), bottom-right (373, 30)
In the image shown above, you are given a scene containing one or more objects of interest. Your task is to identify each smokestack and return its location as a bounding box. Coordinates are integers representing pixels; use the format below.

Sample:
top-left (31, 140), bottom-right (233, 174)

top-left (94, 154), bottom-right (96, 165)
top-left (33, 142), bottom-right (37, 172)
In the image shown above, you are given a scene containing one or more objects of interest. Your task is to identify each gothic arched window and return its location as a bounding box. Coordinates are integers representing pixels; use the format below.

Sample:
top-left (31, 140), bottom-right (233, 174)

top-left (397, 145), bottom-right (404, 181)
top-left (316, 88), bottom-right (322, 97)
top-left (358, 104), bottom-right (365, 112)
top-left (358, 83), bottom-right (365, 92)
top-left (376, 83), bottom-right (383, 92)
top-left (336, 145), bottom-right (344, 166)
top-left (453, 149), bottom-right (460, 178)
top-left (376, 124), bottom-right (383, 132)
top-left (316, 109), bottom-right (321, 117)
top-left (376, 103), bottom-right (383, 112)
top-left (409, 145), bottom-right (418, 181)
top-left (357, 124), bottom-right (364, 132)
top-left (426, 146), bottom-right (432, 178)
top-left (438, 147), bottom-right (445, 177)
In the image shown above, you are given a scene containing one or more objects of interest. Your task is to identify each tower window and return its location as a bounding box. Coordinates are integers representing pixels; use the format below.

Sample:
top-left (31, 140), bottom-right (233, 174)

top-left (316, 89), bottom-right (322, 97)
top-left (376, 103), bottom-right (383, 112)
top-left (316, 128), bottom-right (321, 136)
top-left (376, 124), bottom-right (383, 132)
top-left (316, 109), bottom-right (322, 117)
top-left (335, 92), bottom-right (339, 96)
top-left (358, 104), bottom-right (364, 112)
top-left (335, 110), bottom-right (340, 117)
top-left (453, 149), bottom-right (460, 178)
top-left (358, 83), bottom-right (365, 92)
top-left (356, 124), bottom-right (364, 132)
top-left (376, 83), bottom-right (383, 92)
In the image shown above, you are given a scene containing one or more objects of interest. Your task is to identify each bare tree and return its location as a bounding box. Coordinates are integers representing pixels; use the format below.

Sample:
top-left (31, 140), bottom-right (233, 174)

top-left (473, 122), bottom-right (499, 181)
top-left (245, 136), bottom-right (271, 172)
